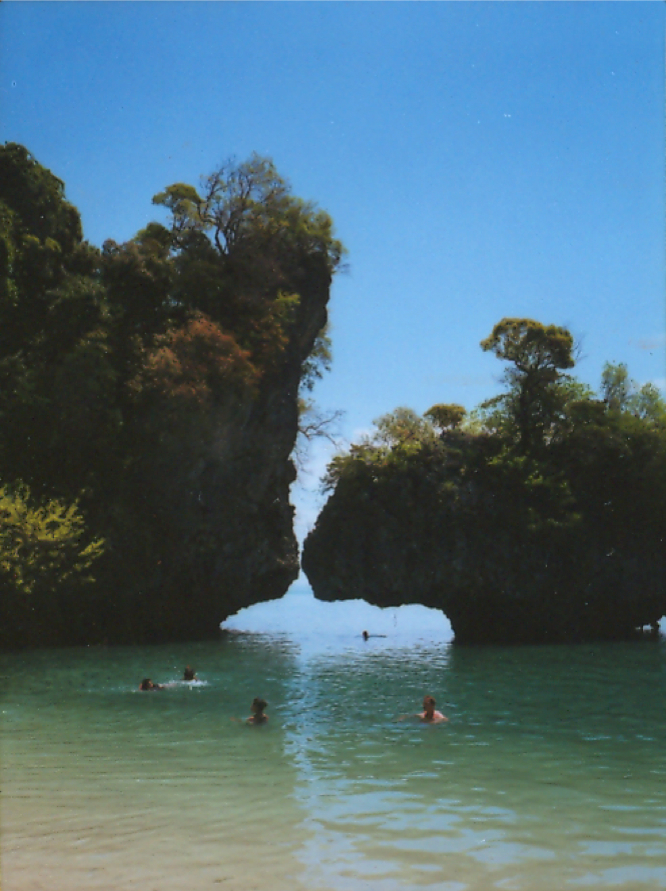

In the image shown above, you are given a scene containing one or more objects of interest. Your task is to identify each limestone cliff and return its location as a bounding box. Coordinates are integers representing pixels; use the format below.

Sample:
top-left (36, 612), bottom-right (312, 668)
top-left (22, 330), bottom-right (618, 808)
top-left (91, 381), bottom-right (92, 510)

top-left (302, 424), bottom-right (666, 645)
top-left (95, 263), bottom-right (333, 645)
top-left (0, 144), bottom-right (342, 648)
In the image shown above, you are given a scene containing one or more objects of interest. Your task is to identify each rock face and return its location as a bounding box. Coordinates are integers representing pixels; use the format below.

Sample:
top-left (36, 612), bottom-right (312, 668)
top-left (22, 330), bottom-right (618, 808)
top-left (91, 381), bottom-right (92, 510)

top-left (302, 432), bottom-right (666, 645)
top-left (0, 144), bottom-right (342, 648)
top-left (99, 264), bottom-right (332, 644)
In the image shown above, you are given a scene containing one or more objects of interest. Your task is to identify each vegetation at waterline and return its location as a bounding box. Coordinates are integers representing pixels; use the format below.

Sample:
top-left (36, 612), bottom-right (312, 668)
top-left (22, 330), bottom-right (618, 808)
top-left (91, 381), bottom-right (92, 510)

top-left (0, 142), bottom-right (343, 648)
top-left (302, 319), bottom-right (666, 644)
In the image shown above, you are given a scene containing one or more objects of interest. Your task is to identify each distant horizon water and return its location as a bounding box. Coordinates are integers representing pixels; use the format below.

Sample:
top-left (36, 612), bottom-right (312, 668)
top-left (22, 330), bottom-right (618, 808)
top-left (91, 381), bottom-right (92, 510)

top-left (224, 578), bottom-right (664, 651)
top-left (223, 579), bottom-right (454, 654)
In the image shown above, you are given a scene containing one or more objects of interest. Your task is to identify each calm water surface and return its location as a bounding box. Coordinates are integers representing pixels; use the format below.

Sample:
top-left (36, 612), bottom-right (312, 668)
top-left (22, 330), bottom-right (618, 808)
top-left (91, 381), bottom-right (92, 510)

top-left (2, 588), bottom-right (666, 890)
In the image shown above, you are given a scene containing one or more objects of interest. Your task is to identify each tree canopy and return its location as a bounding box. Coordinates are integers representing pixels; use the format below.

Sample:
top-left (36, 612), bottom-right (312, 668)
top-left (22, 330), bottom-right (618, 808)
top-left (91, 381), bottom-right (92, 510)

top-left (601, 361), bottom-right (666, 424)
top-left (424, 403), bottom-right (467, 431)
top-left (480, 318), bottom-right (576, 454)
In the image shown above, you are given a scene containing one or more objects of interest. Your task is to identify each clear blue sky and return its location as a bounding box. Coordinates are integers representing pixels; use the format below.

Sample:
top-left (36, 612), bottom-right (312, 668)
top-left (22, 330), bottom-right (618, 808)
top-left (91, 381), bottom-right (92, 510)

top-left (2, 2), bottom-right (664, 542)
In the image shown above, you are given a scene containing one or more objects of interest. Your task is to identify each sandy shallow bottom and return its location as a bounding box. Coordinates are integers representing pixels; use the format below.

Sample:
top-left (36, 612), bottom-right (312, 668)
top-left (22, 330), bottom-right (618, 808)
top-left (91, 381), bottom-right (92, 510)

top-left (2, 622), bottom-right (666, 890)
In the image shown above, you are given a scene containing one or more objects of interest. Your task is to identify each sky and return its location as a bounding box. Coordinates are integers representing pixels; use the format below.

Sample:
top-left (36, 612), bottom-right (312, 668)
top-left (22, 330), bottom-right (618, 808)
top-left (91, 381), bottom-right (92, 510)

top-left (1, 1), bottom-right (664, 549)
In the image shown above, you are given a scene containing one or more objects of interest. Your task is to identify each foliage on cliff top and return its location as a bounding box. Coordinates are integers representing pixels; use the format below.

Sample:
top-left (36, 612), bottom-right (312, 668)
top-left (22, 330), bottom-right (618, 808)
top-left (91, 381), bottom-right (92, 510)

top-left (0, 485), bottom-right (104, 595)
top-left (152, 153), bottom-right (345, 275)
top-left (306, 320), bottom-right (666, 644)
top-left (0, 142), bottom-right (343, 648)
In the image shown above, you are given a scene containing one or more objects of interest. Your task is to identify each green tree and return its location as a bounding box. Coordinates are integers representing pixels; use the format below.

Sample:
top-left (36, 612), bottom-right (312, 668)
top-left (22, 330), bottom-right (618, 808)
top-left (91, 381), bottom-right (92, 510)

top-left (372, 407), bottom-right (437, 449)
top-left (0, 485), bottom-right (104, 595)
top-left (0, 143), bottom-right (111, 494)
top-left (600, 361), bottom-right (632, 411)
top-left (0, 143), bottom-right (98, 359)
top-left (149, 156), bottom-right (344, 387)
top-left (0, 484), bottom-right (105, 647)
top-left (0, 142), bottom-right (82, 253)
top-left (480, 318), bottom-right (576, 454)
top-left (155, 154), bottom-right (344, 274)
top-left (424, 403), bottom-right (467, 431)
top-left (630, 382), bottom-right (666, 424)
top-left (601, 362), bottom-right (666, 424)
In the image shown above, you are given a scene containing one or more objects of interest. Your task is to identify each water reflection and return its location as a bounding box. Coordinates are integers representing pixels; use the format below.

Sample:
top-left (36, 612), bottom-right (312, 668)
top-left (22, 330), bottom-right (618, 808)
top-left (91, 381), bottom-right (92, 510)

top-left (276, 625), bottom-right (666, 890)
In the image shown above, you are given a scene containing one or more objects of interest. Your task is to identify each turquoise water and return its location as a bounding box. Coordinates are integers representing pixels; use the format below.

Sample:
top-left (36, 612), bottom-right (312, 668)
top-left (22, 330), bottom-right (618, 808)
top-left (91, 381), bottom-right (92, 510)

top-left (2, 588), bottom-right (666, 890)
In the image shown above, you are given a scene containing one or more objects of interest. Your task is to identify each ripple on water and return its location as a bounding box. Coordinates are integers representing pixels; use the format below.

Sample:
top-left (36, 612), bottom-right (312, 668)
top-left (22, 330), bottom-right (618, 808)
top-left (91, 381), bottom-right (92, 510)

top-left (2, 629), bottom-right (666, 890)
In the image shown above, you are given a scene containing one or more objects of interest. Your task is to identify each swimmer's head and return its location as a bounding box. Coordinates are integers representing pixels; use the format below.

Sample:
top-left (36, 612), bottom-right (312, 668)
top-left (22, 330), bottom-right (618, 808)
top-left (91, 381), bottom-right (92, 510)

top-left (423, 695), bottom-right (436, 710)
top-left (251, 697), bottom-right (267, 714)
top-left (140, 678), bottom-right (154, 691)
top-left (183, 666), bottom-right (196, 681)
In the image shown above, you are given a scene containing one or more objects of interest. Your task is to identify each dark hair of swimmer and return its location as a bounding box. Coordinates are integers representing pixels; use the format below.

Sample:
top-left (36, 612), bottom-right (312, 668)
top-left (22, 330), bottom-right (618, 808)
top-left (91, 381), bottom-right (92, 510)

top-left (247, 697), bottom-right (268, 724)
top-left (140, 678), bottom-right (154, 691)
top-left (183, 666), bottom-right (196, 681)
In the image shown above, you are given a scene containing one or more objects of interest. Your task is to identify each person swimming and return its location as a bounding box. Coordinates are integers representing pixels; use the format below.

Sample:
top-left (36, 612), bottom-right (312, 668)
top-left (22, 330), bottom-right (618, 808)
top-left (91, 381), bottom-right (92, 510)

top-left (397, 695), bottom-right (448, 723)
top-left (139, 678), bottom-right (164, 691)
top-left (183, 666), bottom-right (197, 681)
top-left (247, 697), bottom-right (268, 725)
top-left (418, 695), bottom-right (448, 723)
